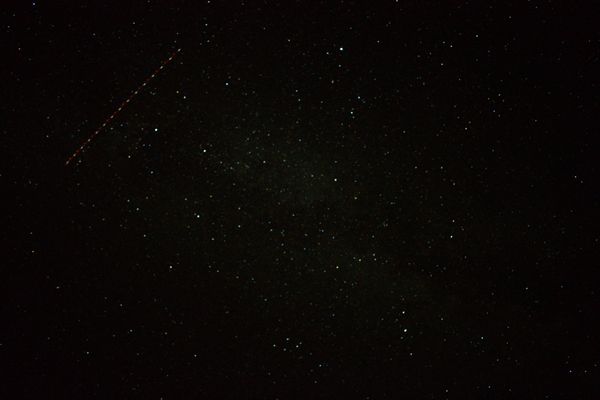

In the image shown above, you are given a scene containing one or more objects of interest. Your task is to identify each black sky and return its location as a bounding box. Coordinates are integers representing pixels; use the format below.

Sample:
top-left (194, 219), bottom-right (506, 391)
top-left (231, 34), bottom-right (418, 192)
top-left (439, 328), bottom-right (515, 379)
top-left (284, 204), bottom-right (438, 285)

top-left (4, 1), bottom-right (600, 398)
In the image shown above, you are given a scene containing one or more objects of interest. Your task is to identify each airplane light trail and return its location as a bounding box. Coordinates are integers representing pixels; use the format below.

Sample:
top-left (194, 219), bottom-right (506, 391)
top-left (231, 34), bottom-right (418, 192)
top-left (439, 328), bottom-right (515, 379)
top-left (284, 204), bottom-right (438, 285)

top-left (65, 48), bottom-right (181, 166)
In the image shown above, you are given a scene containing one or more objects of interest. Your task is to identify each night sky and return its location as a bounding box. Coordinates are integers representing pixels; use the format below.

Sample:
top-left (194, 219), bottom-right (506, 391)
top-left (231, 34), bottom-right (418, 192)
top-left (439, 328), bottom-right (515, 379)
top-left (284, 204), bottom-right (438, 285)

top-left (4, 1), bottom-right (600, 398)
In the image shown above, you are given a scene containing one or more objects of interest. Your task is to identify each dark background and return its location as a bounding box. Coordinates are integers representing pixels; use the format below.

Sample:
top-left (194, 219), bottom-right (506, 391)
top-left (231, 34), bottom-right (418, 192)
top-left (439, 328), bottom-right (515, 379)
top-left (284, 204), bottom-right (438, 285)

top-left (3, 1), bottom-right (600, 398)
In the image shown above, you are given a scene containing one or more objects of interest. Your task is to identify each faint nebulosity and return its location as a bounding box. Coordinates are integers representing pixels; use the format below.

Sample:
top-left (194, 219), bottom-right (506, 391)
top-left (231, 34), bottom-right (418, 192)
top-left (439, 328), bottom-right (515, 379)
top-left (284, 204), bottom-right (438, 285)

top-left (5, 1), bottom-right (600, 398)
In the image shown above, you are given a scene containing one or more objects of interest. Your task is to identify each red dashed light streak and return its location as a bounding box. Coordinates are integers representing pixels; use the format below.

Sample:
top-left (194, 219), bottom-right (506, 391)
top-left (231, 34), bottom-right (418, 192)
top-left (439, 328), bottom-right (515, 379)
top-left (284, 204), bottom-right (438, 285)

top-left (65, 48), bottom-right (182, 166)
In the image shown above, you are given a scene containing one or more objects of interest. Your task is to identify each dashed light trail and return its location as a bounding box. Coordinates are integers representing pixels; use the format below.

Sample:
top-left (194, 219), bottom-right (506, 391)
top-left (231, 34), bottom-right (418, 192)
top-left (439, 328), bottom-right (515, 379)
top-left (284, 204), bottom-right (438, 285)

top-left (65, 48), bottom-right (181, 166)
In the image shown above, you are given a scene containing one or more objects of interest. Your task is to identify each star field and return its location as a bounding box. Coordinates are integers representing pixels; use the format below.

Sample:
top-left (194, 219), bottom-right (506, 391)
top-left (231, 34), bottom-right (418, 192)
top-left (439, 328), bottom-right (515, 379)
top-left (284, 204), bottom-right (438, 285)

top-left (4, 1), bottom-right (600, 398)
